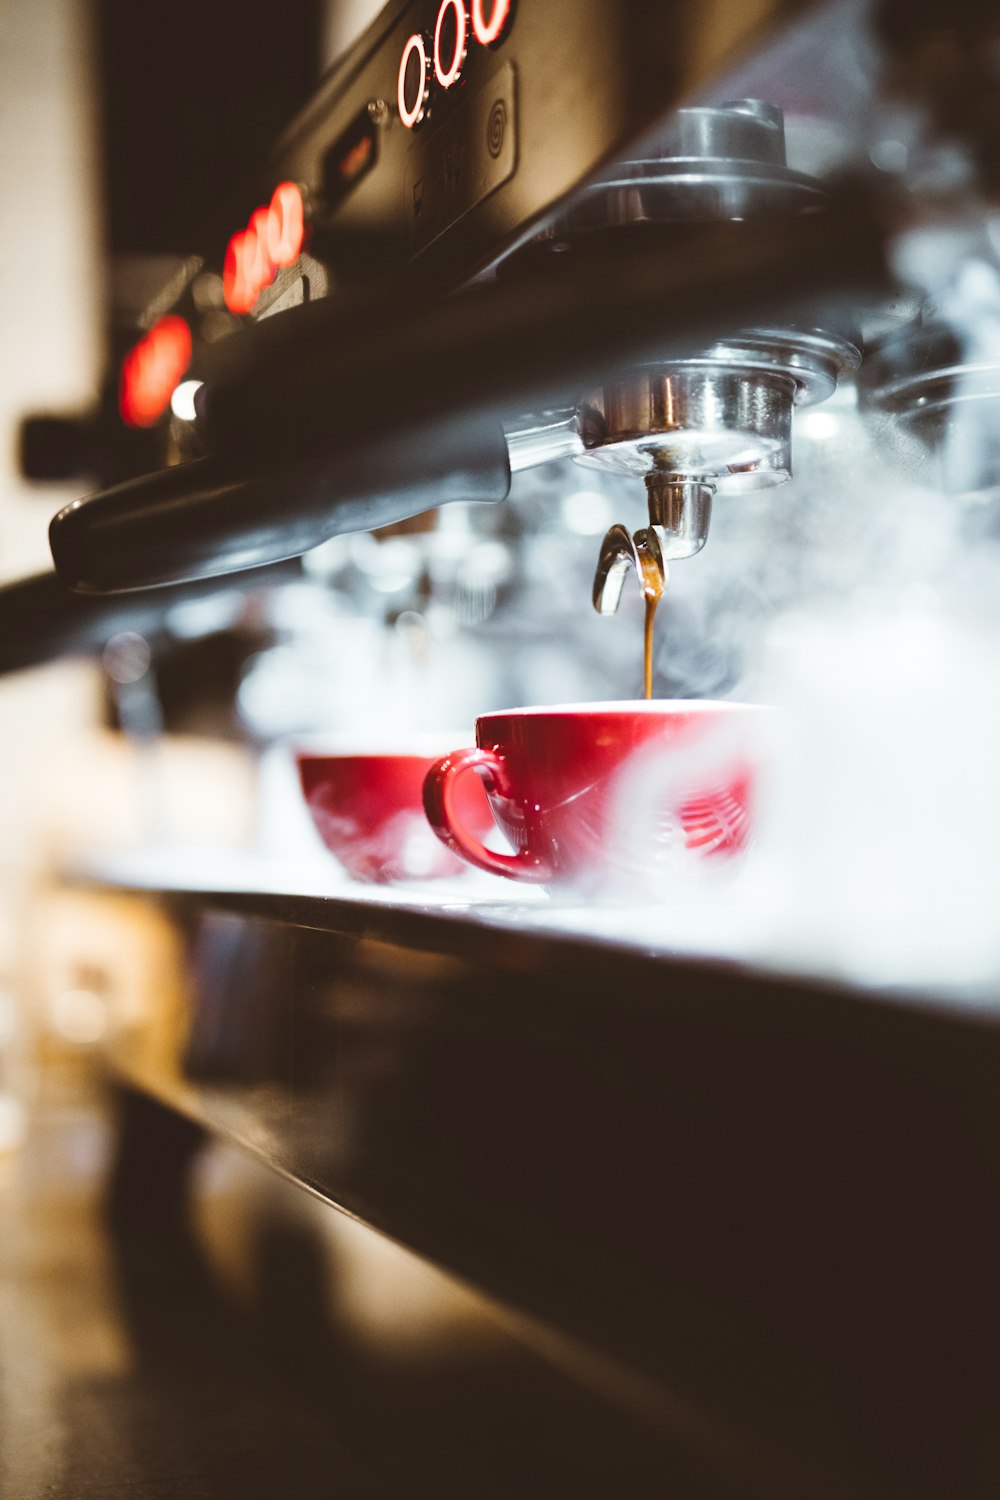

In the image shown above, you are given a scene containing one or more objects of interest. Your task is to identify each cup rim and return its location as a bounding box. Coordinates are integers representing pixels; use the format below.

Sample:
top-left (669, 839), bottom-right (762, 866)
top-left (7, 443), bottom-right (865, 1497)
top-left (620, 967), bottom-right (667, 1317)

top-left (475, 699), bottom-right (762, 720)
top-left (292, 729), bottom-right (475, 762)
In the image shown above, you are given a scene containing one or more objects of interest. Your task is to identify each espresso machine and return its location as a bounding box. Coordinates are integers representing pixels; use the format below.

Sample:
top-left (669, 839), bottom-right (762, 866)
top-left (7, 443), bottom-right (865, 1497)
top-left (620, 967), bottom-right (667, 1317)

top-left (40, 0), bottom-right (886, 606)
top-left (14, 2), bottom-right (1000, 1496)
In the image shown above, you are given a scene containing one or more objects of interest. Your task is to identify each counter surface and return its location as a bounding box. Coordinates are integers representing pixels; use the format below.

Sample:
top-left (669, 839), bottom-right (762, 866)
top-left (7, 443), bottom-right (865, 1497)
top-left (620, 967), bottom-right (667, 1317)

top-left (65, 851), bottom-right (1000, 1500)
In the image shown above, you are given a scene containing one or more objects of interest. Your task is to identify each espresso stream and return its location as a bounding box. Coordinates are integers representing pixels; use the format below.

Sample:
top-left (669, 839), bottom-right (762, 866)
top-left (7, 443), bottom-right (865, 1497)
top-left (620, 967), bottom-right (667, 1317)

top-left (636, 538), bottom-right (664, 700)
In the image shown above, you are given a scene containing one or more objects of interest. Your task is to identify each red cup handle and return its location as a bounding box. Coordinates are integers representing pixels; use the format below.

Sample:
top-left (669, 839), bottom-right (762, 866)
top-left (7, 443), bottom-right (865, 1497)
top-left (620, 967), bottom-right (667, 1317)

top-left (423, 747), bottom-right (552, 883)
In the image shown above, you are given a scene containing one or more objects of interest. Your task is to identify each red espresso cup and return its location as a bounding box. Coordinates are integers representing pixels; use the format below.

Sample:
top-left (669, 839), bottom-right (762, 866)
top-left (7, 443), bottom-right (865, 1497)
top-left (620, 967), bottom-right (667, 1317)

top-left (297, 742), bottom-right (492, 883)
top-left (423, 701), bottom-right (760, 891)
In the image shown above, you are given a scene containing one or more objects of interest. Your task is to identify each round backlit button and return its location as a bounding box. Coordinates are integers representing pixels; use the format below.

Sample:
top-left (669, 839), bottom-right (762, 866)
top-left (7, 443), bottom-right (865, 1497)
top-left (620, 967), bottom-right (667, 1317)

top-left (434, 0), bottom-right (468, 89)
top-left (266, 182), bottom-right (305, 268)
top-left (398, 32), bottom-right (431, 129)
top-left (471, 0), bottom-right (511, 47)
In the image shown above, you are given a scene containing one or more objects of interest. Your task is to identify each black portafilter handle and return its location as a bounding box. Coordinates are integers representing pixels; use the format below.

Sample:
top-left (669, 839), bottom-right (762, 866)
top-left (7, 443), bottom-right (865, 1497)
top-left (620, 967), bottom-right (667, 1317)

top-left (50, 412), bottom-right (512, 594)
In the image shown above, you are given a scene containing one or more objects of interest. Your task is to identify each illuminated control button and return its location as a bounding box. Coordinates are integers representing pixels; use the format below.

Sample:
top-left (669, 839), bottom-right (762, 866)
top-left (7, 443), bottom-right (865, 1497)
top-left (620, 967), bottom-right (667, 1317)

top-left (266, 181), bottom-right (305, 267)
top-left (434, 0), bottom-right (468, 89)
top-left (470, 0), bottom-right (511, 46)
top-left (224, 182), bottom-right (307, 314)
top-left (223, 229), bottom-right (256, 315)
top-left (119, 316), bottom-right (192, 428)
top-left (247, 206), bottom-right (275, 290)
top-left (397, 32), bottom-right (431, 128)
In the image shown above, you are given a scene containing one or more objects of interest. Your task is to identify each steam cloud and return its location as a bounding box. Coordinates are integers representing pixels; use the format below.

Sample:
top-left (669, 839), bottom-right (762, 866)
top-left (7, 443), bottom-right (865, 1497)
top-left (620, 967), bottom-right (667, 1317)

top-left (590, 259), bottom-right (1000, 994)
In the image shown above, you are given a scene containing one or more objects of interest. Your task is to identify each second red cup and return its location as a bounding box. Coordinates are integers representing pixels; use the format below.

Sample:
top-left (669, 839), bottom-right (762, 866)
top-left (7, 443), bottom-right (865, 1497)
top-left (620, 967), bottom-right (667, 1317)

top-left (297, 740), bottom-right (492, 883)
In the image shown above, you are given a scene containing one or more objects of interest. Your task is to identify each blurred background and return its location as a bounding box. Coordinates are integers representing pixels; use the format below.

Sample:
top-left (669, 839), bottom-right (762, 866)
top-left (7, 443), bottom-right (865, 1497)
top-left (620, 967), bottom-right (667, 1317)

top-left (0, 7), bottom-right (701, 1497)
top-left (9, 1), bottom-right (1000, 1493)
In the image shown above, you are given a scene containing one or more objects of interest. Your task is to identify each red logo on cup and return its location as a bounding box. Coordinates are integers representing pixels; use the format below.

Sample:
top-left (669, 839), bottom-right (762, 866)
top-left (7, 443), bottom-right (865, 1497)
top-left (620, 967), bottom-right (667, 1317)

top-left (223, 181), bottom-right (306, 315)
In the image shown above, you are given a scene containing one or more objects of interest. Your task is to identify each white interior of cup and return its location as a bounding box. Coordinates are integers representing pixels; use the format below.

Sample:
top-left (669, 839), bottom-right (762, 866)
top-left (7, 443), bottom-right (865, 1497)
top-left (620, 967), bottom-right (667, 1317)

top-left (476, 700), bottom-right (761, 719)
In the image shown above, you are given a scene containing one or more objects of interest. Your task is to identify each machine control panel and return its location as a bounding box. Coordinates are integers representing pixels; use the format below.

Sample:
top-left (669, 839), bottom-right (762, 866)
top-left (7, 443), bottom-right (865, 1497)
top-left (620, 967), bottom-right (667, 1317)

top-left (117, 0), bottom-right (793, 430)
top-left (405, 59), bottom-right (516, 254)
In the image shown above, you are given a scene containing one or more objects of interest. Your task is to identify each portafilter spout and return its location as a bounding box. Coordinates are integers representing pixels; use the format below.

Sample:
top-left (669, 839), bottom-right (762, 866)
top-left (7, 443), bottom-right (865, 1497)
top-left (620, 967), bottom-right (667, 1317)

top-left (645, 474), bottom-right (714, 561)
top-left (593, 524), bottom-right (668, 615)
top-left (580, 332), bottom-right (855, 608)
top-left (593, 523), bottom-right (669, 697)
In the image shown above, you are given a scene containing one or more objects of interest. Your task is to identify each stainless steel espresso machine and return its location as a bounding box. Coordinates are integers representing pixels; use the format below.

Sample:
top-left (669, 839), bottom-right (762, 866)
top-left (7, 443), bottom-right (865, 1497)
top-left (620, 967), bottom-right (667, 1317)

top-left (15, 2), bottom-right (1000, 1497)
top-left (43, 0), bottom-right (884, 602)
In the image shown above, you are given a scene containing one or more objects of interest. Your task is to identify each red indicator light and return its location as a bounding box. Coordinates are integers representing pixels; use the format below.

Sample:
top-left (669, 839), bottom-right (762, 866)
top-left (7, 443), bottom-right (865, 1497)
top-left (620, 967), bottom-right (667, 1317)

top-left (266, 181), bottom-right (305, 268)
top-left (223, 230), bottom-right (256, 315)
top-left (223, 181), bottom-right (306, 314)
top-left (471, 0), bottom-right (511, 46)
top-left (119, 316), bottom-right (192, 428)
top-left (248, 207), bottom-right (275, 290)
top-left (434, 0), bottom-right (468, 89)
top-left (398, 32), bottom-right (431, 129)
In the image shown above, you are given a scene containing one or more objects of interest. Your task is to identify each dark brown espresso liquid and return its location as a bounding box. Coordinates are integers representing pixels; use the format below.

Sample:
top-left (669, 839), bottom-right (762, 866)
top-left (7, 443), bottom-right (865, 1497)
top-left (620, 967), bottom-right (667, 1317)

top-left (637, 541), bottom-right (664, 700)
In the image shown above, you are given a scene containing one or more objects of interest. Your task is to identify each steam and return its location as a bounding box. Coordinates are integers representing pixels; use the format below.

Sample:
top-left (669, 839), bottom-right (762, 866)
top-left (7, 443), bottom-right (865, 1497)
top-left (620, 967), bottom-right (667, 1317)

top-left (245, 242), bottom-right (1000, 996)
top-left (743, 606), bottom-right (1000, 988)
top-left (591, 257), bottom-right (1000, 994)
